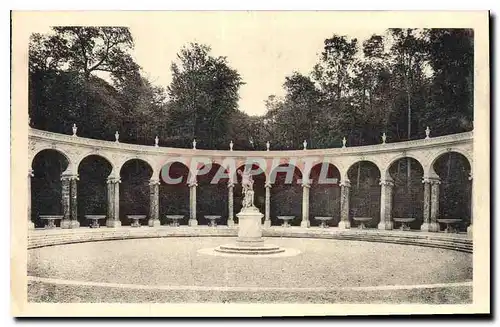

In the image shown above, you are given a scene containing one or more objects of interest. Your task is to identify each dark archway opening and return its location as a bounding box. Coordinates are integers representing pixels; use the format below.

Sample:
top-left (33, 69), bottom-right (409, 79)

top-left (309, 163), bottom-right (341, 227)
top-left (197, 163), bottom-right (229, 225)
top-left (347, 161), bottom-right (381, 228)
top-left (31, 150), bottom-right (69, 228)
top-left (159, 162), bottom-right (190, 226)
top-left (120, 159), bottom-right (153, 226)
top-left (269, 164), bottom-right (302, 226)
top-left (77, 155), bottom-right (112, 227)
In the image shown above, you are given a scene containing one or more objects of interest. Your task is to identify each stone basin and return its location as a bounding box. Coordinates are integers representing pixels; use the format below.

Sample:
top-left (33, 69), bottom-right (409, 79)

top-left (166, 215), bottom-right (184, 227)
top-left (85, 215), bottom-right (106, 228)
top-left (353, 217), bottom-right (372, 229)
top-left (205, 215), bottom-right (221, 227)
top-left (315, 216), bottom-right (333, 228)
top-left (127, 215), bottom-right (146, 227)
top-left (277, 216), bottom-right (295, 227)
top-left (39, 215), bottom-right (63, 229)
top-left (437, 218), bottom-right (462, 233)
top-left (393, 217), bottom-right (416, 231)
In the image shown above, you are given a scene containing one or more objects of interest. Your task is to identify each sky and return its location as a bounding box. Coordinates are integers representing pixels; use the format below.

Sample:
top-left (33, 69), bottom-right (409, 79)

top-left (29, 12), bottom-right (394, 116)
top-left (123, 12), bottom-right (388, 116)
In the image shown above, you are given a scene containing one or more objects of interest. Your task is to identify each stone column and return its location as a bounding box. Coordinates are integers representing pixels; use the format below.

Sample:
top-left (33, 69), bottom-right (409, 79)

top-left (106, 177), bottom-right (121, 227)
top-left (377, 178), bottom-right (394, 230)
top-left (188, 181), bottom-right (198, 226)
top-left (300, 181), bottom-right (311, 228)
top-left (467, 173), bottom-right (473, 236)
top-left (429, 177), bottom-right (441, 232)
top-left (338, 179), bottom-right (351, 229)
top-left (61, 173), bottom-right (79, 229)
top-left (227, 181), bottom-right (235, 227)
top-left (420, 177), bottom-right (439, 232)
top-left (69, 175), bottom-right (80, 228)
top-left (148, 178), bottom-right (160, 227)
top-left (28, 169), bottom-right (34, 229)
top-left (263, 182), bottom-right (271, 228)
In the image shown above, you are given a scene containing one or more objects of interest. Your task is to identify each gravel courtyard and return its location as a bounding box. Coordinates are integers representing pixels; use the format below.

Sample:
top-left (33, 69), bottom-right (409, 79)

top-left (28, 237), bottom-right (472, 289)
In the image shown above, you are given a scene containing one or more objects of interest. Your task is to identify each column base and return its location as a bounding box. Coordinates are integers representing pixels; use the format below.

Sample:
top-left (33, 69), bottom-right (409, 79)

top-left (69, 220), bottom-right (80, 228)
top-left (28, 221), bottom-right (35, 229)
top-left (188, 219), bottom-right (198, 227)
top-left (338, 220), bottom-right (351, 229)
top-left (300, 220), bottom-right (310, 228)
top-left (420, 222), bottom-right (440, 232)
top-left (106, 219), bottom-right (122, 228)
top-left (377, 221), bottom-right (393, 230)
top-left (467, 224), bottom-right (473, 237)
top-left (263, 220), bottom-right (271, 228)
top-left (148, 219), bottom-right (161, 227)
top-left (60, 219), bottom-right (72, 229)
top-left (227, 219), bottom-right (235, 228)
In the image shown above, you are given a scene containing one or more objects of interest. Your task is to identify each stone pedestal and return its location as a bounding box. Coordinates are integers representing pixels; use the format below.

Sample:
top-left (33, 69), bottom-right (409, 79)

top-left (236, 207), bottom-right (264, 245)
top-left (467, 224), bottom-right (473, 237)
top-left (338, 220), bottom-right (351, 229)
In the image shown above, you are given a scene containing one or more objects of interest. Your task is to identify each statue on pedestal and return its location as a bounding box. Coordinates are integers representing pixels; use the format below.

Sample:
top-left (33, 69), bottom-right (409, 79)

top-left (238, 169), bottom-right (255, 209)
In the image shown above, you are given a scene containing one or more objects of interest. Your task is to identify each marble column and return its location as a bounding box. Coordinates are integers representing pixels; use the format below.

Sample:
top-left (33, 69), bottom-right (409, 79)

top-left (61, 173), bottom-right (79, 229)
top-left (148, 178), bottom-right (160, 227)
top-left (263, 182), bottom-right (271, 228)
top-left (429, 177), bottom-right (441, 232)
top-left (301, 181), bottom-right (311, 228)
top-left (338, 179), bottom-right (351, 229)
top-left (106, 177), bottom-right (121, 227)
top-left (377, 178), bottom-right (394, 230)
top-left (467, 173), bottom-right (473, 236)
top-left (227, 181), bottom-right (235, 227)
top-left (28, 169), bottom-right (34, 229)
top-left (188, 181), bottom-right (198, 226)
top-left (420, 177), bottom-right (439, 232)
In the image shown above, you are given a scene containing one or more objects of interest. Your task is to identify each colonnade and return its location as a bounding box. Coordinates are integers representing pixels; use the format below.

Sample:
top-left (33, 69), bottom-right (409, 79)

top-left (27, 167), bottom-right (473, 233)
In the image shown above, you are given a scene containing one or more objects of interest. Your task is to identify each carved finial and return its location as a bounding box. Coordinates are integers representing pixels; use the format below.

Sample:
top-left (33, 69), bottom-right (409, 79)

top-left (303, 140), bottom-right (307, 150)
top-left (229, 140), bottom-right (233, 151)
top-left (192, 139), bottom-right (197, 149)
top-left (115, 131), bottom-right (119, 143)
top-left (382, 132), bottom-right (386, 144)
top-left (266, 141), bottom-right (270, 151)
top-left (342, 137), bottom-right (347, 148)
top-left (155, 136), bottom-right (159, 147)
top-left (425, 126), bottom-right (431, 139)
top-left (72, 123), bottom-right (77, 136)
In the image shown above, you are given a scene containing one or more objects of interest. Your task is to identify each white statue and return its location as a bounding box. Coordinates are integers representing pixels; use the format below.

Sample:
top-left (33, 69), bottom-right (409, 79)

top-left (115, 131), bottom-right (119, 143)
top-left (155, 136), bottom-right (159, 147)
top-left (72, 123), bottom-right (77, 136)
top-left (382, 132), bottom-right (386, 144)
top-left (192, 139), bottom-right (197, 149)
top-left (425, 126), bottom-right (431, 139)
top-left (342, 137), bottom-right (347, 148)
top-left (303, 140), bottom-right (307, 150)
top-left (266, 141), bottom-right (270, 151)
top-left (238, 169), bottom-right (255, 209)
top-left (230, 140), bottom-right (234, 151)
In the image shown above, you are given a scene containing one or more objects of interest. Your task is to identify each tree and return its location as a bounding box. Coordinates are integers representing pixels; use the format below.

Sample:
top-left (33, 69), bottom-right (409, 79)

top-left (167, 43), bottom-right (243, 149)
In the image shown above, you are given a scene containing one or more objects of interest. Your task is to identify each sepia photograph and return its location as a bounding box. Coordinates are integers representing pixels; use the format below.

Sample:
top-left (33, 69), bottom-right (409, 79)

top-left (10, 10), bottom-right (490, 317)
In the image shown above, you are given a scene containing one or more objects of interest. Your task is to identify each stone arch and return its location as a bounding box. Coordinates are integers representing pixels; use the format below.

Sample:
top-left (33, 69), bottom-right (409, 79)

top-left (428, 148), bottom-right (472, 177)
top-left (76, 152), bottom-right (116, 176)
top-left (31, 147), bottom-right (72, 171)
top-left (384, 153), bottom-right (425, 180)
top-left (159, 160), bottom-right (191, 226)
top-left (269, 163), bottom-right (303, 226)
top-left (346, 159), bottom-right (381, 182)
top-left (118, 157), bottom-right (155, 178)
top-left (308, 162), bottom-right (341, 227)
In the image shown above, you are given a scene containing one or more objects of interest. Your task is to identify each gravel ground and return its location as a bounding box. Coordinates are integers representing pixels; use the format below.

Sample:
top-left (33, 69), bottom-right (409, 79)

top-left (28, 237), bottom-right (472, 289)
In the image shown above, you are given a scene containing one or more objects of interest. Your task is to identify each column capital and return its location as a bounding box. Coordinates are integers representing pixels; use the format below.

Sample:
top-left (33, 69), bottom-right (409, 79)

top-left (106, 176), bottom-right (121, 184)
top-left (301, 180), bottom-right (311, 188)
top-left (188, 181), bottom-right (198, 188)
top-left (265, 181), bottom-right (272, 189)
top-left (28, 168), bottom-right (34, 178)
top-left (149, 178), bottom-right (160, 186)
top-left (468, 172), bottom-right (473, 181)
top-left (379, 178), bottom-right (394, 187)
top-left (228, 181), bottom-right (235, 188)
top-left (61, 173), bottom-right (79, 181)
top-left (340, 179), bottom-right (351, 188)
